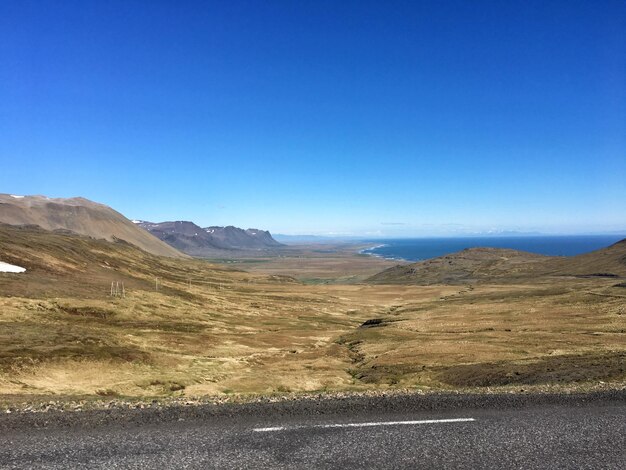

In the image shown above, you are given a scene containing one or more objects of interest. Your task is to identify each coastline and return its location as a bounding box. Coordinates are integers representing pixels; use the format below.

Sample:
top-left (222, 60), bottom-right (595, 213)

top-left (359, 243), bottom-right (410, 262)
top-left (358, 244), bottom-right (387, 256)
top-left (354, 234), bottom-right (626, 263)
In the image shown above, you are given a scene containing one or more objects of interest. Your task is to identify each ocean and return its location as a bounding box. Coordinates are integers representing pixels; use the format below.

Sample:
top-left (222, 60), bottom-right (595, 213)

top-left (360, 235), bottom-right (626, 262)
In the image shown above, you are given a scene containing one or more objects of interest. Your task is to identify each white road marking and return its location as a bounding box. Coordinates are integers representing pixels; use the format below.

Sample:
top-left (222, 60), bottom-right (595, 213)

top-left (253, 417), bottom-right (475, 432)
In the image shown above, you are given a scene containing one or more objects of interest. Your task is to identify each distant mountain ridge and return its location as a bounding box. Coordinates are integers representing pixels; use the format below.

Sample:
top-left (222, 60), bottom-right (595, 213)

top-left (137, 220), bottom-right (283, 256)
top-left (0, 194), bottom-right (184, 258)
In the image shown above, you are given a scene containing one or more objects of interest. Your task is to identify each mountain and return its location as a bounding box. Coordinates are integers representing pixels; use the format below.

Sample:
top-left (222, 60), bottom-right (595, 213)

top-left (137, 220), bottom-right (283, 256)
top-left (0, 194), bottom-right (183, 258)
top-left (367, 239), bottom-right (626, 285)
top-left (0, 222), bottom-right (294, 300)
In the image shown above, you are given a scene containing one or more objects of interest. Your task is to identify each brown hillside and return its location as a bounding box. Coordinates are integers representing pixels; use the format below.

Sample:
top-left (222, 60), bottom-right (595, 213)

top-left (367, 247), bottom-right (549, 285)
top-left (367, 240), bottom-right (626, 285)
top-left (0, 224), bottom-right (624, 399)
top-left (0, 194), bottom-right (183, 258)
top-left (546, 239), bottom-right (626, 277)
top-left (0, 224), bottom-right (282, 298)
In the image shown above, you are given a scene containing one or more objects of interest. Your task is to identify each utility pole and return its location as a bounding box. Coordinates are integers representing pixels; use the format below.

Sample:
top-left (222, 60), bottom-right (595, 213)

top-left (110, 281), bottom-right (126, 298)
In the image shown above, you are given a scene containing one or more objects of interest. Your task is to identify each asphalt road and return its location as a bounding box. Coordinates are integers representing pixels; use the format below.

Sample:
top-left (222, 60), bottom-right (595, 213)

top-left (1, 391), bottom-right (624, 469)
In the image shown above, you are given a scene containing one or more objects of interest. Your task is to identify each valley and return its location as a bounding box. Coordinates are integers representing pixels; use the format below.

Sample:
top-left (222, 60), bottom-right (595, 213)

top-left (1, 219), bottom-right (624, 409)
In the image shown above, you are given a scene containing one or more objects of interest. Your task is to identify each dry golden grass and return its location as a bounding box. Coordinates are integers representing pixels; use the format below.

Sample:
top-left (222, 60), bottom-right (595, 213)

top-left (0, 225), bottom-right (624, 402)
top-left (211, 243), bottom-right (400, 284)
top-left (339, 280), bottom-right (626, 387)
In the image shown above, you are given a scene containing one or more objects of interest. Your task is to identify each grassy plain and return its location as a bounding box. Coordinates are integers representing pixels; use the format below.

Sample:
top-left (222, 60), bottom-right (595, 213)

top-left (0, 226), bottom-right (624, 406)
top-left (204, 243), bottom-right (400, 284)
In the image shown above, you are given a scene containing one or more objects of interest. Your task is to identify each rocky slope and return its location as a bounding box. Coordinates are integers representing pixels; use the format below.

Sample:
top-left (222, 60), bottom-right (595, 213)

top-left (0, 194), bottom-right (183, 258)
top-left (137, 221), bottom-right (283, 256)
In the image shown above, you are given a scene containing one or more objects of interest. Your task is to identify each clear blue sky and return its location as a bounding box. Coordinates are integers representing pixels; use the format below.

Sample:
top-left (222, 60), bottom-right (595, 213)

top-left (1, 1), bottom-right (625, 236)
